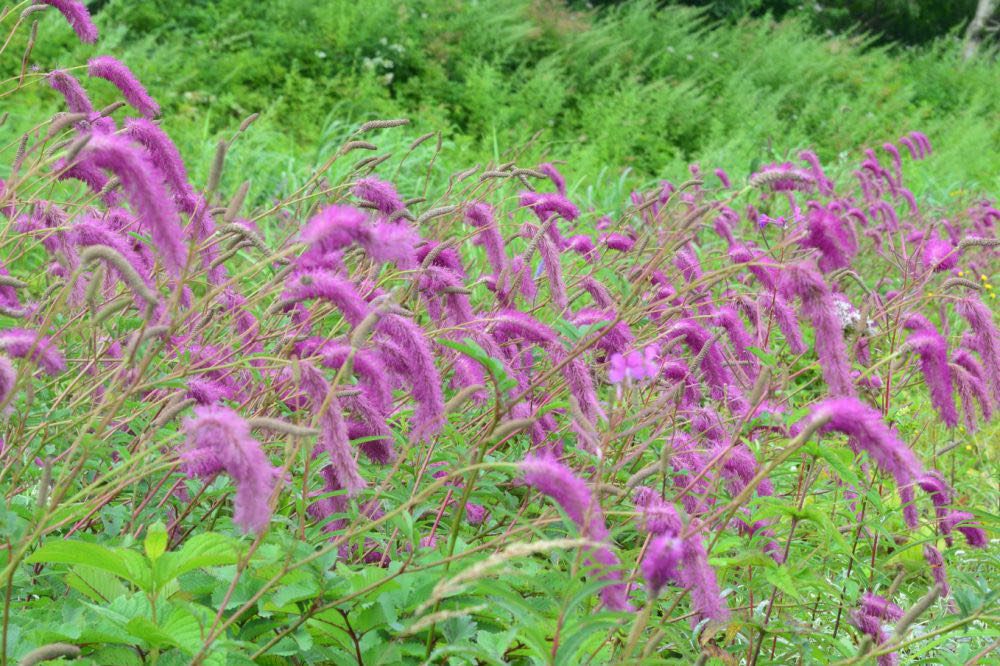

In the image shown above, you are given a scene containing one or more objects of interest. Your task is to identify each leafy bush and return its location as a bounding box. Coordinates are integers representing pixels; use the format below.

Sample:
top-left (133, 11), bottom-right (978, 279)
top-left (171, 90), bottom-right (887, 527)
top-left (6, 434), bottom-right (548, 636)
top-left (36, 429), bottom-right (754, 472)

top-left (0, 2), bottom-right (996, 664)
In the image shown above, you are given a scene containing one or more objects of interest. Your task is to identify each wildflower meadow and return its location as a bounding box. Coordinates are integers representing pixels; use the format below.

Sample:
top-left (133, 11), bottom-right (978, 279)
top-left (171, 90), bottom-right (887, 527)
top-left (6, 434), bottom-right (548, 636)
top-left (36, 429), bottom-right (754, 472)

top-left (0, 1), bottom-right (996, 664)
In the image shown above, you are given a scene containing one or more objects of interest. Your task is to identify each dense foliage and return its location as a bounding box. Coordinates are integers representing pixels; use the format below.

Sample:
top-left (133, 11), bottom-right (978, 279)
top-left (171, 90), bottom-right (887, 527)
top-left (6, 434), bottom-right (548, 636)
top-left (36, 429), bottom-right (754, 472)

top-left (6, 1), bottom-right (998, 204)
top-left (587, 0), bottom-right (984, 47)
top-left (0, 1), bottom-right (996, 665)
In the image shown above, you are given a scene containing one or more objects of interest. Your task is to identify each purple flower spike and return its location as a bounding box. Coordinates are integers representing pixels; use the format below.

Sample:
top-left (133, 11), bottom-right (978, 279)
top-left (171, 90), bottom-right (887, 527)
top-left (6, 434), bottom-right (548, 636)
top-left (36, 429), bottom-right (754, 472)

top-left (922, 234), bottom-right (958, 272)
top-left (519, 455), bottom-right (631, 611)
top-left (0, 329), bottom-right (66, 375)
top-left (40, 0), bottom-right (98, 43)
top-left (88, 56), bottom-right (160, 118)
top-left (642, 534), bottom-right (683, 597)
top-left (956, 297), bottom-right (1000, 406)
top-left (48, 70), bottom-right (95, 115)
top-left (923, 545), bottom-right (950, 597)
top-left (779, 262), bottom-right (855, 396)
top-left (352, 177), bottom-right (404, 216)
top-left (182, 405), bottom-right (280, 533)
top-left (810, 397), bottom-right (923, 526)
top-left (904, 326), bottom-right (958, 429)
top-left (633, 487), bottom-right (682, 536)
top-left (84, 134), bottom-right (187, 276)
top-left (125, 118), bottom-right (197, 210)
top-left (679, 531), bottom-right (730, 627)
top-left (538, 162), bottom-right (567, 195)
top-left (942, 511), bottom-right (988, 548)
top-left (0, 356), bottom-right (16, 406)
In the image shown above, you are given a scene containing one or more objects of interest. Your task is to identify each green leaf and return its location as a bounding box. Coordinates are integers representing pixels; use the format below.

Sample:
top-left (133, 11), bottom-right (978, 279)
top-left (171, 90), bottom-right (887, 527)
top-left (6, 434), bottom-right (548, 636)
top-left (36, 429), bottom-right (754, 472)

top-left (437, 337), bottom-right (517, 392)
top-left (764, 566), bottom-right (801, 601)
top-left (125, 616), bottom-right (174, 649)
top-left (746, 346), bottom-right (775, 365)
top-left (27, 541), bottom-right (153, 591)
top-left (556, 616), bottom-right (620, 666)
top-left (144, 521), bottom-right (168, 561)
top-left (65, 564), bottom-right (128, 604)
top-left (160, 606), bottom-right (206, 654)
top-left (157, 532), bottom-right (239, 584)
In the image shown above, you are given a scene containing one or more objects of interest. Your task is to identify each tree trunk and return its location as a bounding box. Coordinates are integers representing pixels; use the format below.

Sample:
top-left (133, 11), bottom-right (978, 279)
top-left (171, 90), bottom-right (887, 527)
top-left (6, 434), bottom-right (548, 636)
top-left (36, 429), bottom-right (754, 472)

top-left (964, 0), bottom-right (997, 59)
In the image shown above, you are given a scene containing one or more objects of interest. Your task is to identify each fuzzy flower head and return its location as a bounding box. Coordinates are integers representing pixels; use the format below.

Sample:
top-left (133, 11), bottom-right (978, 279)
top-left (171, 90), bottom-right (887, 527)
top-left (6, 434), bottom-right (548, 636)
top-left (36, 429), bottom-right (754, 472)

top-left (182, 405), bottom-right (281, 533)
top-left (352, 177), bottom-right (404, 216)
top-left (519, 454), bottom-right (630, 610)
top-left (41, 0), bottom-right (98, 43)
top-left (88, 56), bottom-right (160, 118)
top-left (0, 329), bottom-right (66, 375)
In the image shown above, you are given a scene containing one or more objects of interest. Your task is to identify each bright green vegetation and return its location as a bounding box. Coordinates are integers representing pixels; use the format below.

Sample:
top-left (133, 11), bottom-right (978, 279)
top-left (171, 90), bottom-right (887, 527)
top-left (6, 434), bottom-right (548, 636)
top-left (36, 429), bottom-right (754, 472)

top-left (7, 0), bottom-right (999, 203)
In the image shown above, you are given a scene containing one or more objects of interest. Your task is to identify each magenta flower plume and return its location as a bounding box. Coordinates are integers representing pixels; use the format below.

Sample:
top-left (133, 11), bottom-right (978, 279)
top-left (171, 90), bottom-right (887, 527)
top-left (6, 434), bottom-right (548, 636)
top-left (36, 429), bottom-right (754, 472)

top-left (951, 349), bottom-right (993, 431)
top-left (923, 545), bottom-right (950, 597)
top-left (729, 243), bottom-right (778, 290)
top-left (48, 70), bottom-right (95, 115)
top-left (40, 0), bottom-right (98, 43)
top-left (87, 57), bottom-right (160, 118)
top-left (518, 191), bottom-right (579, 224)
top-left (713, 305), bottom-right (759, 376)
top-left (802, 204), bottom-right (857, 272)
top-left (642, 534), bottom-right (682, 596)
top-left (0, 356), bottom-right (16, 406)
top-left (374, 314), bottom-right (445, 440)
top-left (916, 471), bottom-right (953, 539)
top-left (679, 531), bottom-right (730, 626)
top-left (344, 393), bottom-right (395, 465)
top-left (284, 362), bottom-right (366, 508)
top-left (956, 297), bottom-right (1000, 405)
top-left (537, 233), bottom-right (569, 311)
top-left (182, 405), bottom-right (280, 533)
top-left (125, 118), bottom-right (197, 210)
top-left (714, 168), bottom-right (732, 189)
top-left (573, 308), bottom-right (632, 357)
top-left (852, 593), bottom-right (902, 666)
top-left (942, 511), bottom-right (988, 548)
top-left (300, 339), bottom-right (393, 415)
top-left (280, 270), bottom-right (369, 326)
top-left (301, 205), bottom-right (367, 249)
top-left (603, 233), bottom-right (634, 252)
top-left (810, 397), bottom-right (922, 526)
top-left (860, 592), bottom-right (904, 622)
top-left (579, 277), bottom-right (614, 310)
top-left (352, 177), bottom-right (404, 215)
top-left (465, 202), bottom-right (507, 276)
top-left (519, 455), bottom-right (630, 610)
top-left (764, 292), bottom-right (808, 355)
top-left (904, 327), bottom-right (958, 428)
top-left (0, 329), bottom-right (66, 375)
top-left (663, 319), bottom-right (736, 402)
top-left (779, 262), bottom-right (855, 396)
top-left (633, 486), bottom-right (682, 536)
top-left (922, 234), bottom-right (958, 273)
top-left (538, 162), bottom-right (567, 195)
top-left (83, 134), bottom-right (187, 276)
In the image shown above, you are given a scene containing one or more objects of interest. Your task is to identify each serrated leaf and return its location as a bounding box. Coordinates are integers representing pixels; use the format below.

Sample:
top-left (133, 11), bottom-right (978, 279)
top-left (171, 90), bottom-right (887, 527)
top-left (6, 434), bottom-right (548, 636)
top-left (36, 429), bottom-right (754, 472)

top-left (160, 606), bottom-right (205, 654)
top-left (764, 566), bottom-right (801, 601)
top-left (65, 564), bottom-right (128, 604)
top-left (156, 532), bottom-right (239, 584)
top-left (27, 540), bottom-right (152, 591)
